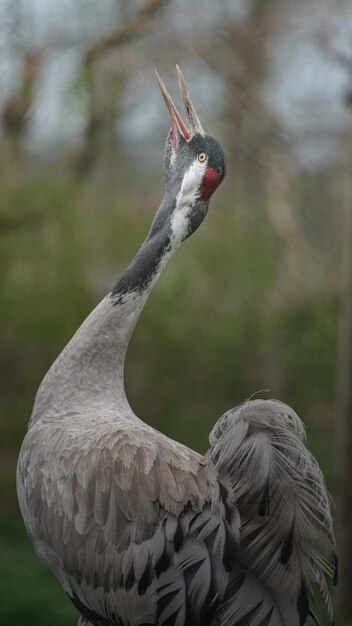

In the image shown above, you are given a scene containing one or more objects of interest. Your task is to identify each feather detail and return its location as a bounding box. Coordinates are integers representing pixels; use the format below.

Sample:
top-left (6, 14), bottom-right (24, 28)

top-left (18, 395), bottom-right (336, 626)
top-left (208, 399), bottom-right (336, 625)
top-left (280, 523), bottom-right (295, 564)
top-left (174, 538), bottom-right (212, 617)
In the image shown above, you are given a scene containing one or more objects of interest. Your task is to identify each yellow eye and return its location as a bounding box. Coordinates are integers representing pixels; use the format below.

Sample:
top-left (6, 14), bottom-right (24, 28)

top-left (198, 152), bottom-right (207, 163)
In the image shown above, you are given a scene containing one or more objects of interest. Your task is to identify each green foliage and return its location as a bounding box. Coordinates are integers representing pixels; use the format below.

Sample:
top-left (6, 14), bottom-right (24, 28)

top-left (0, 509), bottom-right (77, 626)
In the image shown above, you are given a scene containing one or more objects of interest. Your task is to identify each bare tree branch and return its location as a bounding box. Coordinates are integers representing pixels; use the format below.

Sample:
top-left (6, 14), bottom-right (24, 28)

top-left (84, 0), bottom-right (170, 66)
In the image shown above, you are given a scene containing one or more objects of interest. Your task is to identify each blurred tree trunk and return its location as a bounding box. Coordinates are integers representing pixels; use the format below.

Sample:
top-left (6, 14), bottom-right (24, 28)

top-left (1, 51), bottom-right (42, 183)
top-left (220, 0), bottom-right (279, 204)
top-left (336, 94), bottom-right (352, 621)
top-left (71, 62), bottom-right (126, 178)
top-left (265, 149), bottom-right (326, 303)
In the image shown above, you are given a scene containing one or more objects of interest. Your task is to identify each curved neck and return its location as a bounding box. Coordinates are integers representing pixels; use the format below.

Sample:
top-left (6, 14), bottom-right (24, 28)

top-left (31, 195), bottom-right (178, 422)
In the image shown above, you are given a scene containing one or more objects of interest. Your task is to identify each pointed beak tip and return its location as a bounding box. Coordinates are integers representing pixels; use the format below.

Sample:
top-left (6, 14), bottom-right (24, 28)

top-left (176, 67), bottom-right (206, 138)
top-left (155, 66), bottom-right (205, 142)
top-left (176, 65), bottom-right (186, 85)
top-left (154, 67), bottom-right (164, 89)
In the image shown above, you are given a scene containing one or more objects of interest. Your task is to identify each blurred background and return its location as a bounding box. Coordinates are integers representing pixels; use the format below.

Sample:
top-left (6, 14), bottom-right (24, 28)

top-left (1, 0), bottom-right (352, 624)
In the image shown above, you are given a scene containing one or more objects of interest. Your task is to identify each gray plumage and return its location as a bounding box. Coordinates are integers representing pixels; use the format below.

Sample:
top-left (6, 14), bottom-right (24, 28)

top-left (17, 68), bottom-right (336, 626)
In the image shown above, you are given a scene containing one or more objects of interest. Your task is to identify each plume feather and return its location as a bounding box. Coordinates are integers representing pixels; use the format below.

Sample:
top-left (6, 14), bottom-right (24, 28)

top-left (208, 399), bottom-right (336, 624)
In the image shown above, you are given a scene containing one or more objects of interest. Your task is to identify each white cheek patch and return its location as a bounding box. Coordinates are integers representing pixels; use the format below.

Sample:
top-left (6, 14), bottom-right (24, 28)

top-left (176, 160), bottom-right (207, 211)
top-left (170, 209), bottom-right (190, 245)
top-left (170, 160), bottom-right (207, 245)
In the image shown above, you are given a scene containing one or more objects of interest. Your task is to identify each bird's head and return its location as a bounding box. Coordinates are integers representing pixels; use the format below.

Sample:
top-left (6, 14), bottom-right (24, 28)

top-left (154, 66), bottom-right (226, 245)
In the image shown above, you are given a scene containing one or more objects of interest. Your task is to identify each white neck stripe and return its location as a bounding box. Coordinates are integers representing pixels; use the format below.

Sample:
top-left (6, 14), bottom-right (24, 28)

top-left (170, 160), bottom-right (206, 245)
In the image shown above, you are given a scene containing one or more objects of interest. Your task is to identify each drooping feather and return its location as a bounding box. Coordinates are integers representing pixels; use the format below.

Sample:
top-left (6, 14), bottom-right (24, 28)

top-left (208, 399), bottom-right (337, 624)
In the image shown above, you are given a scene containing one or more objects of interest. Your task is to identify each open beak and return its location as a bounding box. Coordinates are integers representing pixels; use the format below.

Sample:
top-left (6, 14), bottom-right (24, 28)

top-left (155, 65), bottom-right (205, 151)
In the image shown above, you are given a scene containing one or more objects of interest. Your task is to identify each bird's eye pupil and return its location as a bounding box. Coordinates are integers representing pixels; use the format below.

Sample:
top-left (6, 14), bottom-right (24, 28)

top-left (198, 152), bottom-right (206, 163)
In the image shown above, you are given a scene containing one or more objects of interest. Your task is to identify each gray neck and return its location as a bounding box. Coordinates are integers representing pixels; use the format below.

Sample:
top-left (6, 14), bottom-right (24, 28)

top-left (31, 195), bottom-right (178, 423)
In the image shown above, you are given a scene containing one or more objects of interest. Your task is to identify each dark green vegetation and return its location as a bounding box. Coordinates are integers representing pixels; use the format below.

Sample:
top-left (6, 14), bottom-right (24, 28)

top-left (0, 509), bottom-right (77, 625)
top-left (0, 167), bottom-right (338, 624)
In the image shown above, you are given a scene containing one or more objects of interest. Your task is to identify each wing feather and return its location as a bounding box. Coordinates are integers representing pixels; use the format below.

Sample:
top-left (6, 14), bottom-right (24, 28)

top-left (17, 417), bottom-right (208, 623)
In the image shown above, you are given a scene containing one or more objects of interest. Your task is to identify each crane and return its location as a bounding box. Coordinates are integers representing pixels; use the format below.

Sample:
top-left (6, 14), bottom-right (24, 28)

top-left (17, 67), bottom-right (336, 626)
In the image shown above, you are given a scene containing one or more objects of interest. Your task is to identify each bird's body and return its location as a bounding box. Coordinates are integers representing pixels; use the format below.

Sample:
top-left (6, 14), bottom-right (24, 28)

top-left (17, 68), bottom-right (336, 626)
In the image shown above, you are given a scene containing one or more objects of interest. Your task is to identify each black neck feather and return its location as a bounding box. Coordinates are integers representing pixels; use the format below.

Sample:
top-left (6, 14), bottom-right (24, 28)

top-left (111, 196), bottom-right (174, 300)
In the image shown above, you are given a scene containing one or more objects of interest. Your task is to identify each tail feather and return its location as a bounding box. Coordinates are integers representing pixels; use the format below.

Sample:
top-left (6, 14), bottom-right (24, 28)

top-left (207, 399), bottom-right (336, 625)
top-left (220, 566), bottom-right (286, 626)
